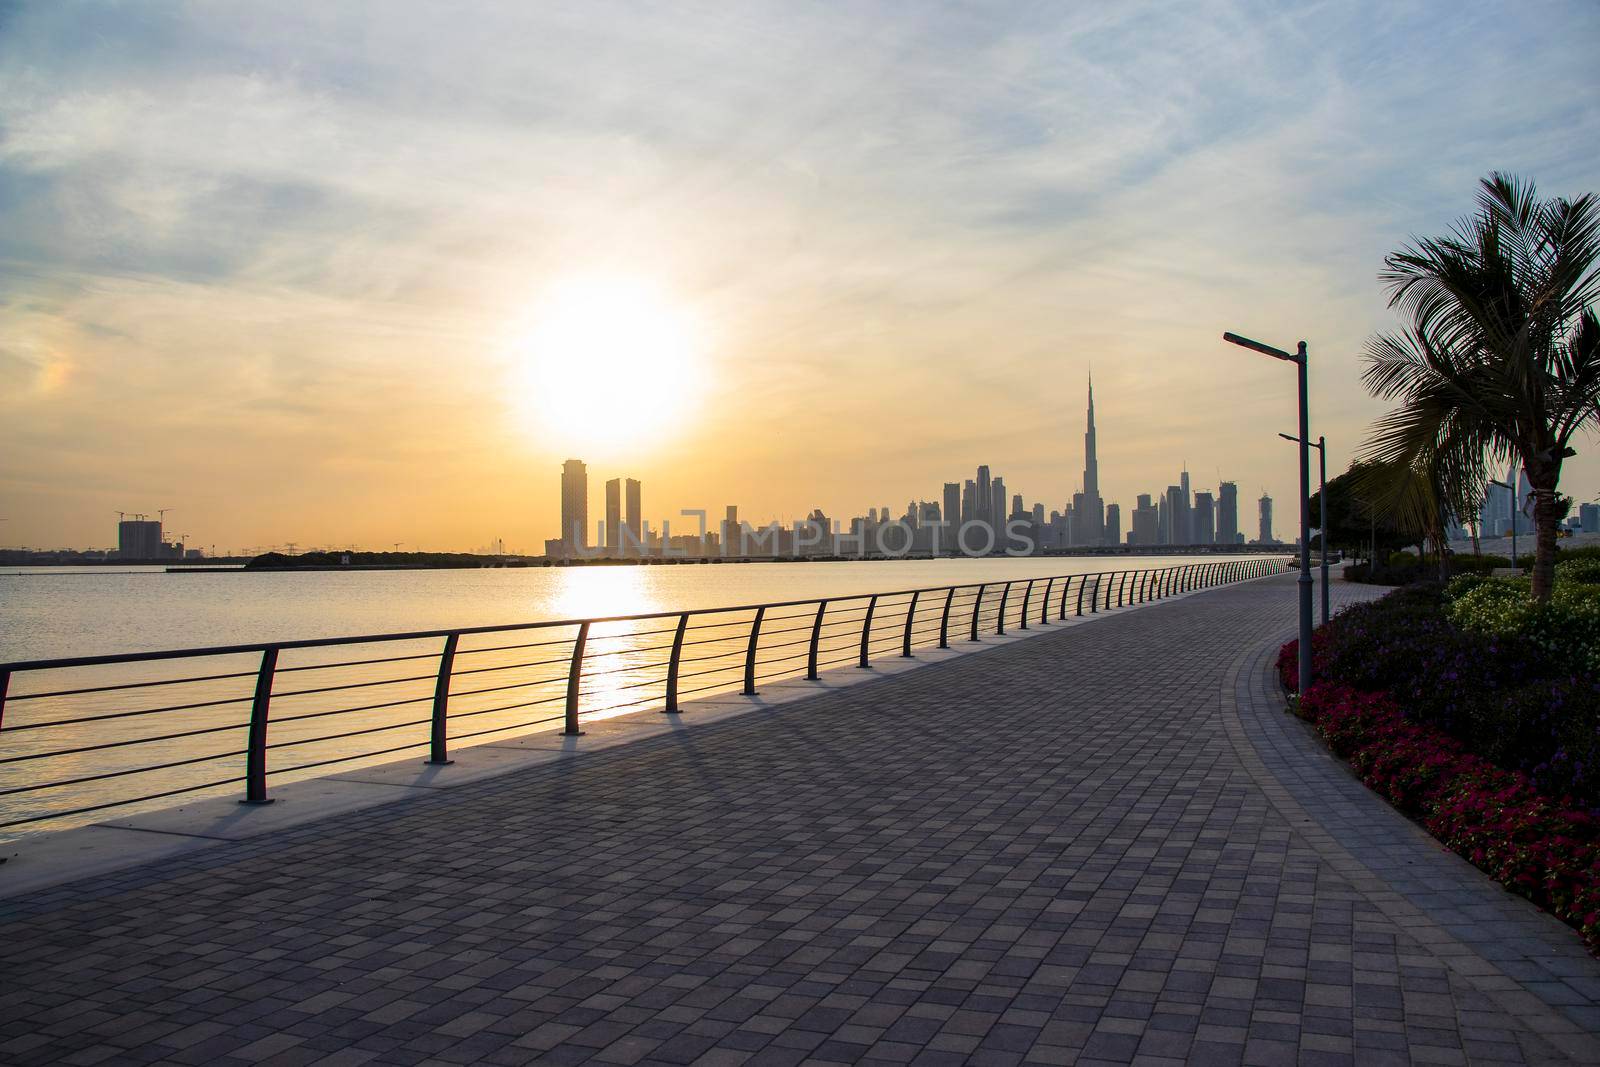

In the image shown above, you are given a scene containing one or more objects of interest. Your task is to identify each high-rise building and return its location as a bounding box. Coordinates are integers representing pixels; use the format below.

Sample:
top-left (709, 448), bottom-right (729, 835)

top-left (1193, 491), bottom-right (1215, 545)
top-left (943, 482), bottom-right (962, 538)
top-left (1131, 494), bottom-right (1158, 545)
top-left (721, 505), bottom-right (739, 556)
top-left (117, 519), bottom-right (163, 559)
top-left (560, 459), bottom-right (587, 554)
top-left (1258, 493), bottom-right (1274, 544)
top-left (962, 480), bottom-right (977, 534)
top-left (625, 479), bottom-right (642, 549)
top-left (976, 465), bottom-right (992, 529)
top-left (1164, 486), bottom-right (1184, 545)
top-left (1217, 482), bottom-right (1239, 545)
top-left (1104, 503), bottom-right (1121, 546)
top-left (1580, 502), bottom-right (1599, 533)
top-left (1073, 375), bottom-right (1105, 546)
top-left (991, 477), bottom-right (1007, 535)
top-left (1178, 467), bottom-right (1192, 544)
top-left (605, 478), bottom-right (622, 551)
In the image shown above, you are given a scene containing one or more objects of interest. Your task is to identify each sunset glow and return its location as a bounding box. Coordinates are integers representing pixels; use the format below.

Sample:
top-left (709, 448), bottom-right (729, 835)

top-left (507, 277), bottom-right (706, 455)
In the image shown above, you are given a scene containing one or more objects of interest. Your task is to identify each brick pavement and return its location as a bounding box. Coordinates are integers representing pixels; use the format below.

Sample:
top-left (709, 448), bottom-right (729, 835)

top-left (2, 574), bottom-right (1597, 1065)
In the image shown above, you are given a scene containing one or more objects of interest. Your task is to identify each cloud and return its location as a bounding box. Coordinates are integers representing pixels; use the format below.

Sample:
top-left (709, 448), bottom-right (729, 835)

top-left (1, 1), bottom-right (1597, 548)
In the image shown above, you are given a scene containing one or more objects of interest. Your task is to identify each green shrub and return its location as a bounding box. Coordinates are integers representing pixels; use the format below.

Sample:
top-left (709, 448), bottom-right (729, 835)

top-left (1556, 557), bottom-right (1600, 585)
top-left (1445, 577), bottom-right (1600, 674)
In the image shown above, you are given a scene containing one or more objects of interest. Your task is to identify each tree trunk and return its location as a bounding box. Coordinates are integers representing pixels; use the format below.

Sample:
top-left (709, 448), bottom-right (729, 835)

top-left (1528, 464), bottom-right (1561, 601)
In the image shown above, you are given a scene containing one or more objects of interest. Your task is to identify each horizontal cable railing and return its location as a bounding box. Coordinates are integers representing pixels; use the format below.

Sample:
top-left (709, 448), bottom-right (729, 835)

top-left (0, 558), bottom-right (1289, 834)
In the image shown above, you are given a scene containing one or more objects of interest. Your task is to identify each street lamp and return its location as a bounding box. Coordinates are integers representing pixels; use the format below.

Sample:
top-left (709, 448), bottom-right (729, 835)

top-left (1279, 432), bottom-right (1328, 626)
top-left (1223, 331), bottom-right (1313, 696)
top-left (1488, 478), bottom-right (1519, 570)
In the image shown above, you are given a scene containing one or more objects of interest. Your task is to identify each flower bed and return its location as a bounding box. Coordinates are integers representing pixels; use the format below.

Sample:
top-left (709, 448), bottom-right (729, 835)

top-left (1291, 680), bottom-right (1600, 951)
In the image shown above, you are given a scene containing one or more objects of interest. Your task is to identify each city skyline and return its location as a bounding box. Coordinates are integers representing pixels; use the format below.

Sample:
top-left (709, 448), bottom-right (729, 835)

top-left (1, 4), bottom-right (1597, 552)
top-left (547, 378), bottom-right (1276, 559)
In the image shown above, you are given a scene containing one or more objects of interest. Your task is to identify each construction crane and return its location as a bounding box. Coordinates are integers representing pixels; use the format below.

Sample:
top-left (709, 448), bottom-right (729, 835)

top-left (157, 508), bottom-right (174, 525)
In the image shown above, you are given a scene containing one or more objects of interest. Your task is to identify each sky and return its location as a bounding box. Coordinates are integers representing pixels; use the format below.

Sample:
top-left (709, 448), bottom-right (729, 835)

top-left (2, 1), bottom-right (1598, 554)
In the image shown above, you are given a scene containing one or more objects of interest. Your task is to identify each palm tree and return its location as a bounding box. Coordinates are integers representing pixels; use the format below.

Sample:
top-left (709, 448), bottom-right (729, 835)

top-left (1362, 173), bottom-right (1600, 600)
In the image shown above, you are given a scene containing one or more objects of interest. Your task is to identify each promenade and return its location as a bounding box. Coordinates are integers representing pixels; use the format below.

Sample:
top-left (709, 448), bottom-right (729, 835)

top-left (3, 574), bottom-right (1598, 1066)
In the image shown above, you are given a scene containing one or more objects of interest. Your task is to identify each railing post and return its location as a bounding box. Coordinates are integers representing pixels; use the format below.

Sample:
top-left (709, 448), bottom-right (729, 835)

top-left (565, 621), bottom-right (589, 735)
top-left (663, 612), bottom-right (689, 711)
top-left (901, 591), bottom-right (919, 657)
top-left (0, 668), bottom-right (9, 736)
top-left (1059, 576), bottom-right (1071, 619)
top-left (1041, 578), bottom-right (1054, 625)
top-left (744, 607), bottom-right (766, 693)
top-left (970, 585), bottom-right (985, 641)
top-left (427, 632), bottom-right (459, 764)
top-left (242, 647), bottom-right (278, 805)
top-left (1090, 574), bottom-right (1101, 613)
top-left (996, 582), bottom-right (1010, 636)
top-left (939, 588), bottom-right (954, 649)
top-left (1115, 571), bottom-right (1126, 608)
top-left (807, 601), bottom-right (828, 679)
top-left (1076, 576), bottom-right (1088, 616)
top-left (1019, 580), bottom-right (1032, 631)
top-left (858, 596), bottom-right (877, 668)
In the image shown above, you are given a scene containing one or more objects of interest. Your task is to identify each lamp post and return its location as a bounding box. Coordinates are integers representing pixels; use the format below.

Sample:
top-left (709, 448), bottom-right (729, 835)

top-left (1279, 432), bottom-right (1327, 626)
top-left (1224, 331), bottom-right (1312, 696)
top-left (1489, 478), bottom-right (1518, 571)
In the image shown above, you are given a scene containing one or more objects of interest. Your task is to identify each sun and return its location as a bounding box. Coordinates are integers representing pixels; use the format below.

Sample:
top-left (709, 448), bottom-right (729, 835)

top-left (507, 276), bottom-right (706, 454)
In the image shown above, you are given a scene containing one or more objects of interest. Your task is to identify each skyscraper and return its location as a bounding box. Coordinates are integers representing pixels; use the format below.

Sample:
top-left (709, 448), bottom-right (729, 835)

top-left (1258, 493), bottom-right (1274, 544)
top-left (1104, 503), bottom-right (1121, 546)
top-left (943, 482), bottom-right (962, 543)
top-left (625, 478), bottom-right (642, 551)
top-left (1178, 467), bottom-right (1192, 544)
top-left (1193, 491), bottom-right (1215, 545)
top-left (976, 465), bottom-right (992, 529)
top-left (1074, 374), bottom-right (1105, 545)
top-left (1217, 481), bottom-right (1239, 545)
top-left (604, 478), bottom-right (621, 551)
top-left (1164, 486), bottom-right (1184, 545)
top-left (1131, 494), bottom-right (1158, 545)
top-left (561, 459), bottom-right (588, 554)
top-left (991, 477), bottom-right (1007, 537)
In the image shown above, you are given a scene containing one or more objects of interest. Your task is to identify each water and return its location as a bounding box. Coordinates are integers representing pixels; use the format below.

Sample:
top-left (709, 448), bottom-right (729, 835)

top-left (0, 556), bottom-right (1265, 840)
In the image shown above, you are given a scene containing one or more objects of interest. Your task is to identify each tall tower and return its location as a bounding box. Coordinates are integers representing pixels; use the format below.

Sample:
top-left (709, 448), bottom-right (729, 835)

top-left (605, 478), bottom-right (621, 552)
top-left (1076, 373), bottom-right (1105, 545)
top-left (943, 482), bottom-right (962, 541)
top-left (1083, 373), bottom-right (1099, 502)
top-left (624, 479), bottom-right (642, 552)
top-left (561, 459), bottom-right (588, 555)
top-left (1218, 481), bottom-right (1239, 544)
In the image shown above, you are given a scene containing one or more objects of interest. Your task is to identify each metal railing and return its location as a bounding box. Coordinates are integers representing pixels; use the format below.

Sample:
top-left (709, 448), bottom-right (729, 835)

top-left (0, 557), bottom-right (1289, 833)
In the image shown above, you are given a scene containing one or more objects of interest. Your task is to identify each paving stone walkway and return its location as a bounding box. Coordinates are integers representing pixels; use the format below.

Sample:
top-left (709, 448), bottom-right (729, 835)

top-left (3, 574), bottom-right (1598, 1066)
